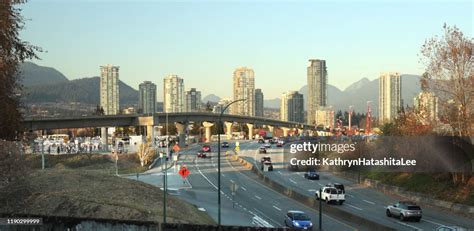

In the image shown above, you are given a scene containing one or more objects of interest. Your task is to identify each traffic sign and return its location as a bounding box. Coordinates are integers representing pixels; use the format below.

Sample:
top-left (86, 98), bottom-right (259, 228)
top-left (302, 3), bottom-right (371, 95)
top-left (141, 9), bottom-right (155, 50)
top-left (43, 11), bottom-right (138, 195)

top-left (173, 144), bottom-right (180, 153)
top-left (178, 166), bottom-right (190, 179)
top-left (230, 182), bottom-right (239, 193)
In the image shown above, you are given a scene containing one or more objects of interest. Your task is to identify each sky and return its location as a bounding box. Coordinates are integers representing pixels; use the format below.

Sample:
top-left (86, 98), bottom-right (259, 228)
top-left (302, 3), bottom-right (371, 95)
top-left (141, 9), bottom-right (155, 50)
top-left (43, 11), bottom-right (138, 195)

top-left (21, 0), bottom-right (472, 100)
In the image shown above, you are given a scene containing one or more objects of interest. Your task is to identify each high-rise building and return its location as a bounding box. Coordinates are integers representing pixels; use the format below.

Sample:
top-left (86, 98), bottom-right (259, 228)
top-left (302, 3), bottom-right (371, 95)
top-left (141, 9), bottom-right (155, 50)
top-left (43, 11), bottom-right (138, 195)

top-left (163, 75), bottom-right (185, 113)
top-left (255, 89), bottom-right (264, 117)
top-left (100, 64), bottom-right (120, 115)
top-left (213, 98), bottom-right (233, 114)
top-left (280, 91), bottom-right (304, 123)
top-left (232, 67), bottom-right (255, 116)
top-left (307, 59), bottom-right (327, 125)
top-left (139, 81), bottom-right (157, 114)
top-left (379, 72), bottom-right (402, 124)
top-left (414, 91), bottom-right (438, 123)
top-left (185, 88), bottom-right (202, 112)
top-left (315, 106), bottom-right (335, 128)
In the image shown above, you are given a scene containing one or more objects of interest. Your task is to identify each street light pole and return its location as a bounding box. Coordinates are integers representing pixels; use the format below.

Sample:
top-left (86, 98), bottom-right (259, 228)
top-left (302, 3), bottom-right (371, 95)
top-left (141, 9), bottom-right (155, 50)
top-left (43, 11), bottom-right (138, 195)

top-left (163, 112), bottom-right (168, 224)
top-left (217, 98), bottom-right (246, 226)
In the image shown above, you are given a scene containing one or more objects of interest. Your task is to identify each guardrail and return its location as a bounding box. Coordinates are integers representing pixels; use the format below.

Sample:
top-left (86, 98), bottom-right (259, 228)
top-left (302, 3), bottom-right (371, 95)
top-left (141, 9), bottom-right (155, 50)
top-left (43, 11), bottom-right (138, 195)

top-left (229, 154), bottom-right (396, 231)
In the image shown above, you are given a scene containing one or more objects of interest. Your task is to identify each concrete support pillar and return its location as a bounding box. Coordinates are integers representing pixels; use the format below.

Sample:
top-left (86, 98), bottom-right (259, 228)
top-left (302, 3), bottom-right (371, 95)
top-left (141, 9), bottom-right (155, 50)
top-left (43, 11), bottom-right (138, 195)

top-left (101, 127), bottom-right (108, 151)
top-left (225, 121), bottom-right (233, 139)
top-left (146, 125), bottom-right (153, 142)
top-left (282, 127), bottom-right (290, 137)
top-left (246, 123), bottom-right (254, 140)
top-left (202, 122), bottom-right (214, 143)
top-left (175, 122), bottom-right (187, 147)
top-left (267, 125), bottom-right (274, 133)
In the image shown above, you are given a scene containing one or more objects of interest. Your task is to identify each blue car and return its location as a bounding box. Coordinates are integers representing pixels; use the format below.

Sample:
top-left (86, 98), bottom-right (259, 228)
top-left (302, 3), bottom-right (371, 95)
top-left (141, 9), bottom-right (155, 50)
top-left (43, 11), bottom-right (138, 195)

top-left (284, 210), bottom-right (313, 230)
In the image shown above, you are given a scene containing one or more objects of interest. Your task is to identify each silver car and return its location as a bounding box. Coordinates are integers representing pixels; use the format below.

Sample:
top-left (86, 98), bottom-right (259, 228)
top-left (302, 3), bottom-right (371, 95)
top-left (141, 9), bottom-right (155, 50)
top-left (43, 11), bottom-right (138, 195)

top-left (386, 201), bottom-right (422, 222)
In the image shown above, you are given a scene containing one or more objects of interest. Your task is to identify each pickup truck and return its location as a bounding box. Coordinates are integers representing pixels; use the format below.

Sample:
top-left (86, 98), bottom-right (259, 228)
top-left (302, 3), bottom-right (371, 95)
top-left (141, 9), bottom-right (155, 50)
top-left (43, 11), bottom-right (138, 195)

top-left (315, 187), bottom-right (345, 205)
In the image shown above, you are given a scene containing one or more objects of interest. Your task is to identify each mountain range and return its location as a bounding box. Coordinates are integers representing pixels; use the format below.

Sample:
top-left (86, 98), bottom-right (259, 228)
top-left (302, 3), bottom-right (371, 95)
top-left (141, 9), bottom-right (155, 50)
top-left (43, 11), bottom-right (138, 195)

top-left (20, 62), bottom-right (421, 116)
top-left (21, 62), bottom-right (138, 106)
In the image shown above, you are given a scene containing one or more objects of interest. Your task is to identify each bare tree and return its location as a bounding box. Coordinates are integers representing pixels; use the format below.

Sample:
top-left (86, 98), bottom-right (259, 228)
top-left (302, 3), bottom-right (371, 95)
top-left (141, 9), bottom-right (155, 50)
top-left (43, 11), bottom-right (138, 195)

top-left (137, 142), bottom-right (155, 167)
top-left (420, 24), bottom-right (473, 137)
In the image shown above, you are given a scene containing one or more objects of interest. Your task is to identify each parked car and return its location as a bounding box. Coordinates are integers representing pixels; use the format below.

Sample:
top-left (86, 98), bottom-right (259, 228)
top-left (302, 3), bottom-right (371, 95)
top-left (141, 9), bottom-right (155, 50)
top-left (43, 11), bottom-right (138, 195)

top-left (304, 170), bottom-right (320, 180)
top-left (386, 201), bottom-right (422, 222)
top-left (264, 143), bottom-right (271, 148)
top-left (284, 210), bottom-right (313, 230)
top-left (202, 145), bottom-right (211, 152)
top-left (259, 147), bottom-right (267, 154)
top-left (221, 141), bottom-right (229, 148)
top-left (315, 187), bottom-right (345, 205)
top-left (276, 142), bottom-right (283, 147)
top-left (258, 139), bottom-right (265, 144)
top-left (197, 150), bottom-right (207, 158)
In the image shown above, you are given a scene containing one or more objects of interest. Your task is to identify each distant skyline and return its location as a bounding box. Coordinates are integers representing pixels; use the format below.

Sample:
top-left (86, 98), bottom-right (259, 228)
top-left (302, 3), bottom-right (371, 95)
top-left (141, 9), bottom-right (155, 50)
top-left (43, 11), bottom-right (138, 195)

top-left (21, 0), bottom-right (472, 100)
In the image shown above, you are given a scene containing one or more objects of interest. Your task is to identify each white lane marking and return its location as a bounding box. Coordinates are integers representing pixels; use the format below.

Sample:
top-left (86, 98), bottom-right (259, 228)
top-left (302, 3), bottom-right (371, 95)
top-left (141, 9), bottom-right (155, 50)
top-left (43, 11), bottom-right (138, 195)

top-left (346, 203), bottom-right (363, 211)
top-left (308, 189), bottom-right (317, 192)
top-left (215, 168), bottom-right (219, 172)
top-left (422, 218), bottom-right (445, 226)
top-left (222, 173), bottom-right (226, 177)
top-left (241, 186), bottom-right (247, 191)
top-left (318, 183), bottom-right (324, 187)
top-left (345, 194), bottom-right (354, 198)
top-left (252, 208), bottom-right (280, 227)
top-left (230, 180), bottom-right (234, 183)
top-left (395, 221), bottom-right (423, 231)
top-left (197, 169), bottom-right (218, 190)
top-left (363, 199), bottom-right (376, 205)
top-left (277, 171), bottom-right (282, 175)
top-left (289, 179), bottom-right (298, 184)
top-left (272, 205), bottom-right (282, 211)
top-left (255, 195), bottom-right (262, 200)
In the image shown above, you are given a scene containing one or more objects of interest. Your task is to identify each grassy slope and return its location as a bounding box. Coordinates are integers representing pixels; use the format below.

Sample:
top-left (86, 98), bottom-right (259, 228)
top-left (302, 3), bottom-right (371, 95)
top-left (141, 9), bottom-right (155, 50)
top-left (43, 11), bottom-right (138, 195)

top-left (363, 172), bottom-right (474, 206)
top-left (0, 154), bottom-right (215, 224)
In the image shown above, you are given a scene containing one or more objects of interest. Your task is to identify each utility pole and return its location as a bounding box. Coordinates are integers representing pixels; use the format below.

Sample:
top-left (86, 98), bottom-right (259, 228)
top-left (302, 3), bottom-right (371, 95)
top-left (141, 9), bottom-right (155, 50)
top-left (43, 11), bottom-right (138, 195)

top-left (163, 112), bottom-right (168, 224)
top-left (319, 188), bottom-right (322, 231)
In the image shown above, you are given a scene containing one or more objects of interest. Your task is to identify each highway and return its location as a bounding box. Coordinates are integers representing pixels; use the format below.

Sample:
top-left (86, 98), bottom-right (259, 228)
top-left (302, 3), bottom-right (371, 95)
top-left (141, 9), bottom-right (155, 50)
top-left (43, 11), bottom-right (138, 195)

top-left (236, 140), bottom-right (474, 231)
top-left (134, 142), bottom-right (357, 230)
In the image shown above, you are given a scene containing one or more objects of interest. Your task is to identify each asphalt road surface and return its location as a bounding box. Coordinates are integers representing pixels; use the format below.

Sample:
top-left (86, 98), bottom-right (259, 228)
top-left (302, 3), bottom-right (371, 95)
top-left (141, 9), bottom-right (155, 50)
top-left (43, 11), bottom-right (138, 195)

top-left (237, 140), bottom-right (474, 231)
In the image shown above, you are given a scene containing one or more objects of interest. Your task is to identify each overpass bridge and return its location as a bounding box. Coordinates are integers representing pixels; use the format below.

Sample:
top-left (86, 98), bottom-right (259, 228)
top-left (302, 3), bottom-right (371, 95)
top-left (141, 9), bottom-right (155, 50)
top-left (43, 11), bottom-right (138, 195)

top-left (22, 112), bottom-right (316, 146)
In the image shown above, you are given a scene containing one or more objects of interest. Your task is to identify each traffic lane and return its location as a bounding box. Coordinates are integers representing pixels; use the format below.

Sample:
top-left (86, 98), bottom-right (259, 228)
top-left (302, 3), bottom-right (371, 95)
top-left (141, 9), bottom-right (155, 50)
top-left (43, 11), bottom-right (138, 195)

top-left (221, 153), bottom-right (357, 231)
top-left (196, 149), bottom-right (355, 230)
top-left (179, 150), bottom-right (256, 226)
top-left (194, 151), bottom-right (279, 227)
top-left (237, 142), bottom-right (415, 230)
top-left (238, 141), bottom-right (474, 230)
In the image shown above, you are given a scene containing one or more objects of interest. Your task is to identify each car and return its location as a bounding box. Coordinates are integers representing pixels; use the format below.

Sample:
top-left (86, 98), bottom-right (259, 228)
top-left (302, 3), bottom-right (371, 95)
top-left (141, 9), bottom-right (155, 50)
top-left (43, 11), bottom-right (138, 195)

top-left (221, 141), bottom-right (229, 148)
top-left (260, 156), bottom-right (271, 164)
top-left (261, 161), bottom-right (274, 171)
top-left (304, 170), bottom-right (320, 180)
top-left (197, 151), bottom-right (207, 158)
top-left (276, 142), bottom-right (283, 147)
top-left (258, 139), bottom-right (265, 144)
top-left (202, 145), bottom-right (211, 152)
top-left (284, 210), bottom-right (313, 230)
top-left (259, 147), bottom-right (267, 154)
top-left (332, 183), bottom-right (345, 193)
top-left (264, 143), bottom-right (271, 148)
top-left (315, 186), bottom-right (345, 205)
top-left (386, 201), bottom-right (422, 222)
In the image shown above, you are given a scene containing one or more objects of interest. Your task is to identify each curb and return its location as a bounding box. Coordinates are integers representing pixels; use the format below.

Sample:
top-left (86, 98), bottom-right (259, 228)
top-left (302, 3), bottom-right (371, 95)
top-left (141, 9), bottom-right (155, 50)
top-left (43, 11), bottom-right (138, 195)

top-left (229, 154), bottom-right (395, 231)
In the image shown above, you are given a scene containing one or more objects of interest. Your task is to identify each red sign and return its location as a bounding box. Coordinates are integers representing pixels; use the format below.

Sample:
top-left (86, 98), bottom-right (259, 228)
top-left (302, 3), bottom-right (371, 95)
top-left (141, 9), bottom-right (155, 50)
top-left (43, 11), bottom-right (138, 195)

top-left (178, 167), bottom-right (190, 179)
